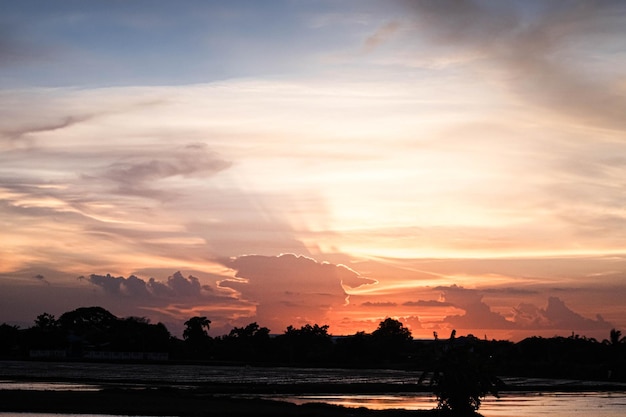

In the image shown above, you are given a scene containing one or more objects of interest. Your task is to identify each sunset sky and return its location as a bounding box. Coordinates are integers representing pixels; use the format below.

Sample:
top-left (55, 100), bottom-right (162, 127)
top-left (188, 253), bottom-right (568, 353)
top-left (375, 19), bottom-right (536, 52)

top-left (1, 0), bottom-right (625, 341)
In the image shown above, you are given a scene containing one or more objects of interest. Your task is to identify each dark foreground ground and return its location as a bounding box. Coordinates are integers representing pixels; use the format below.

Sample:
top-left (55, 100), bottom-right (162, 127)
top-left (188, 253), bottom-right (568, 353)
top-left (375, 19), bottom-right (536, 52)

top-left (0, 387), bottom-right (441, 416)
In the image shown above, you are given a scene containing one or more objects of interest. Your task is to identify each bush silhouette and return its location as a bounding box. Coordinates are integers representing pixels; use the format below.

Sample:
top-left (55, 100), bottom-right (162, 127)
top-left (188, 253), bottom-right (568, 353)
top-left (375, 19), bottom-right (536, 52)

top-left (420, 330), bottom-right (502, 416)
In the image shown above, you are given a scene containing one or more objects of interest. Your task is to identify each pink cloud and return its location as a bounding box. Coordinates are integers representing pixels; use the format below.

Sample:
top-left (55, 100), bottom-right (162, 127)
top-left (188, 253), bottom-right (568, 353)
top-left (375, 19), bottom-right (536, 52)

top-left (439, 285), bottom-right (515, 330)
top-left (86, 271), bottom-right (221, 300)
top-left (219, 253), bottom-right (377, 332)
top-left (514, 296), bottom-right (612, 331)
top-left (437, 285), bottom-right (612, 334)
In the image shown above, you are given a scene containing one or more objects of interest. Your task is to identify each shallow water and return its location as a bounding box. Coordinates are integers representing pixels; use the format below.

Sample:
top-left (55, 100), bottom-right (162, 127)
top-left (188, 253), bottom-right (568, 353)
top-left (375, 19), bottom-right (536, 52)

top-left (0, 415), bottom-right (150, 417)
top-left (273, 391), bottom-right (626, 416)
top-left (0, 360), bottom-right (414, 386)
top-left (2, 360), bottom-right (622, 389)
top-left (1, 361), bottom-right (625, 416)
top-left (0, 381), bottom-right (99, 391)
top-left (481, 391), bottom-right (626, 417)
top-left (1, 392), bottom-right (625, 417)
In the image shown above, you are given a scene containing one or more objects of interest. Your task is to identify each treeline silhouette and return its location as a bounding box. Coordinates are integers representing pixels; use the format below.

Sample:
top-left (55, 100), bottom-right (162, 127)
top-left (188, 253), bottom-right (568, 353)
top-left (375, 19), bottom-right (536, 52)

top-left (1, 306), bottom-right (625, 382)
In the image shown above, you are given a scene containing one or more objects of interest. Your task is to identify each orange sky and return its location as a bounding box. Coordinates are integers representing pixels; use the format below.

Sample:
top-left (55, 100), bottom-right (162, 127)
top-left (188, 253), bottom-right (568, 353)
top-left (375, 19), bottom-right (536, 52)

top-left (1, 1), bottom-right (625, 341)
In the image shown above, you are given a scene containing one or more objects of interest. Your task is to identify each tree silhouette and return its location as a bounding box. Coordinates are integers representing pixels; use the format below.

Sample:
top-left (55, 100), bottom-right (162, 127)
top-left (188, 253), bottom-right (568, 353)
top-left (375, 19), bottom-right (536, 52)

top-left (227, 322), bottom-right (269, 339)
top-left (420, 330), bottom-right (502, 416)
top-left (111, 317), bottom-right (171, 352)
top-left (29, 312), bottom-right (65, 350)
top-left (34, 313), bottom-right (58, 330)
top-left (218, 322), bottom-right (271, 361)
top-left (183, 316), bottom-right (211, 341)
top-left (6, 305), bottom-right (626, 385)
top-left (603, 328), bottom-right (625, 346)
top-left (334, 331), bottom-right (375, 364)
top-left (0, 323), bottom-right (20, 356)
top-left (279, 323), bottom-right (332, 363)
top-left (373, 318), bottom-right (412, 341)
top-left (55, 307), bottom-right (119, 354)
top-left (371, 318), bottom-right (412, 362)
top-left (59, 306), bottom-right (118, 331)
top-left (183, 316), bottom-right (212, 358)
top-left (602, 328), bottom-right (625, 379)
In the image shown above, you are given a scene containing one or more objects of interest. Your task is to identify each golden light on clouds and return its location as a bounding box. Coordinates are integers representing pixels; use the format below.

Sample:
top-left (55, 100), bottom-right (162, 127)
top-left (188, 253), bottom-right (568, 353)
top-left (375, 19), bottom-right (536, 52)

top-left (1, 0), bottom-right (625, 340)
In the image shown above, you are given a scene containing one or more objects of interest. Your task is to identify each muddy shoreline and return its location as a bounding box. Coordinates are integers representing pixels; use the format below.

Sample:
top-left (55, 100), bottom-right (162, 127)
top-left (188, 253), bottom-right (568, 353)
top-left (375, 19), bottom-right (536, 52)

top-left (0, 388), bottom-right (438, 416)
top-left (2, 360), bottom-right (624, 416)
top-left (1, 381), bottom-right (625, 417)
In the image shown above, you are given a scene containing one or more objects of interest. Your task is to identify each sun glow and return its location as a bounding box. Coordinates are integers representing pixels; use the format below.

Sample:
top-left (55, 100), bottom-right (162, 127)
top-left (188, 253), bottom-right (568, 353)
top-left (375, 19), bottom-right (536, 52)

top-left (0, 0), bottom-right (625, 341)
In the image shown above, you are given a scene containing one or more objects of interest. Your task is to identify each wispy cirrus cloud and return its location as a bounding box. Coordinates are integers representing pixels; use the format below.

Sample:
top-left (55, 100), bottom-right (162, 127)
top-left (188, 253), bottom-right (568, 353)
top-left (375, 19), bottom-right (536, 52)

top-left (402, 0), bottom-right (626, 129)
top-left (362, 20), bottom-right (402, 53)
top-left (403, 300), bottom-right (452, 307)
top-left (91, 143), bottom-right (232, 198)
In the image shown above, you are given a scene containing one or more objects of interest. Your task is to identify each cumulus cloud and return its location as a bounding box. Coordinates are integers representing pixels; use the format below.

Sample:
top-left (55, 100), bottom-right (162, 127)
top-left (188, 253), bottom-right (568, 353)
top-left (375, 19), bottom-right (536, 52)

top-left (222, 253), bottom-right (376, 291)
top-left (438, 285), bottom-right (515, 329)
top-left (400, 315), bottom-right (423, 331)
top-left (437, 285), bottom-right (612, 332)
top-left (219, 253), bottom-right (376, 331)
top-left (85, 271), bottom-right (225, 301)
top-left (513, 302), bottom-right (550, 328)
top-left (515, 296), bottom-right (612, 331)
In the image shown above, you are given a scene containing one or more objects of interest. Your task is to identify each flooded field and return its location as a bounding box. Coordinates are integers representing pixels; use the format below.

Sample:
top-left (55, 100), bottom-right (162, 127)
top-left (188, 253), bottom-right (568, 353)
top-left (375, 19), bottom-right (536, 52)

top-left (1, 360), bottom-right (625, 416)
top-left (272, 391), bottom-right (626, 416)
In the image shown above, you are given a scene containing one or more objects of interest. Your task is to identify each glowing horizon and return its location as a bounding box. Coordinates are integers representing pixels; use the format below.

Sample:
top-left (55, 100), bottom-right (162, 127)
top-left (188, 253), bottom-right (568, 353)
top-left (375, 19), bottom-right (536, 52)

top-left (1, 1), bottom-right (625, 341)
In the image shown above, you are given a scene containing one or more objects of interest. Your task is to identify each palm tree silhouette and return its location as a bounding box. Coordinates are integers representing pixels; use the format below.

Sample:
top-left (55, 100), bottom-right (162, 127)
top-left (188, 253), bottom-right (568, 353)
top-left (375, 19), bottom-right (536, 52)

top-left (602, 328), bottom-right (625, 380)
top-left (603, 328), bottom-right (625, 346)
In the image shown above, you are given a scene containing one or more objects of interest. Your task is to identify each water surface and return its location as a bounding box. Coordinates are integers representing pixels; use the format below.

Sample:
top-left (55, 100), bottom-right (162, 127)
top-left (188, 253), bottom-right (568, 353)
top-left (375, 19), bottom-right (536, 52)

top-left (1, 361), bottom-right (625, 416)
top-left (0, 414), bottom-right (160, 417)
top-left (274, 391), bottom-right (626, 416)
top-left (1, 392), bottom-right (625, 417)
